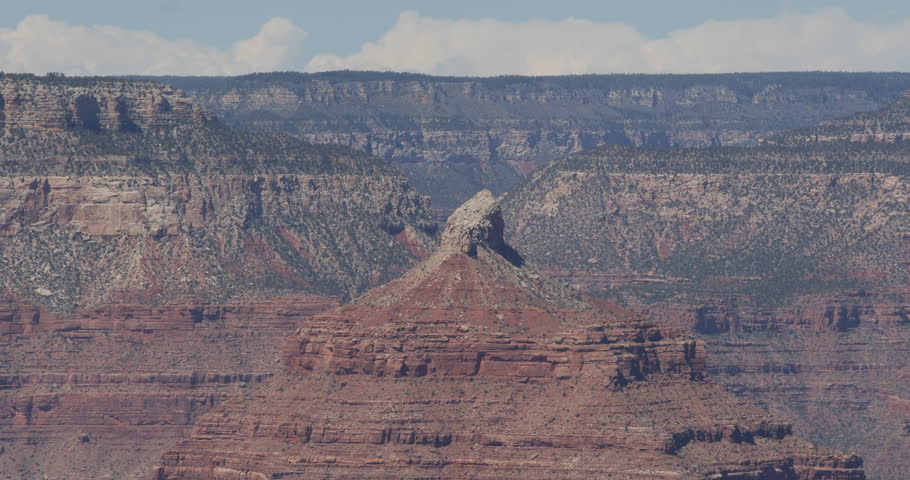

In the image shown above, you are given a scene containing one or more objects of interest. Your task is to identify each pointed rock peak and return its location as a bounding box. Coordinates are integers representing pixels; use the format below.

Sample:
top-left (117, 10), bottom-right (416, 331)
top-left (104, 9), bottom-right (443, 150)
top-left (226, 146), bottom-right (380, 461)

top-left (354, 189), bottom-right (591, 312)
top-left (441, 190), bottom-right (512, 259)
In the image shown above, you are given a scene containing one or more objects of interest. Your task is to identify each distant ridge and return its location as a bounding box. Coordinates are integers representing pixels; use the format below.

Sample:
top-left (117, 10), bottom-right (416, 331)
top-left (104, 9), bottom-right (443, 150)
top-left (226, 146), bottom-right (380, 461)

top-left (149, 70), bottom-right (910, 208)
top-left (769, 88), bottom-right (910, 145)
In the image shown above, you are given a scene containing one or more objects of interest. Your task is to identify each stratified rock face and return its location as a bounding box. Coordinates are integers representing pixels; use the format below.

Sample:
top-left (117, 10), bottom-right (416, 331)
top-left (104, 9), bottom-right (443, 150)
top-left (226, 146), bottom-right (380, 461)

top-left (0, 75), bottom-right (434, 480)
top-left (502, 140), bottom-right (910, 478)
top-left (0, 74), bottom-right (437, 310)
top-left (155, 192), bottom-right (863, 480)
top-left (0, 75), bottom-right (210, 133)
top-left (702, 302), bottom-right (910, 480)
top-left (0, 291), bottom-right (339, 480)
top-left (631, 290), bottom-right (910, 480)
top-left (0, 173), bottom-right (432, 311)
top-left (155, 71), bottom-right (910, 207)
top-left (770, 91), bottom-right (910, 145)
top-left (504, 146), bottom-right (910, 298)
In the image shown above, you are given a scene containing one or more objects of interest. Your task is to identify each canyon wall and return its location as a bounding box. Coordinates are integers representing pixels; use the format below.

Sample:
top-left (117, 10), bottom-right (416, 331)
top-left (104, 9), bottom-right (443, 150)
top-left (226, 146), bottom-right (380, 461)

top-left (0, 173), bottom-right (432, 311)
top-left (154, 71), bottom-right (910, 208)
top-left (628, 290), bottom-right (910, 479)
top-left (0, 74), bottom-right (436, 479)
top-left (0, 292), bottom-right (339, 479)
top-left (0, 74), bottom-right (437, 310)
top-left (503, 143), bottom-right (910, 479)
top-left (771, 91), bottom-right (910, 145)
top-left (1, 71), bottom-right (904, 479)
top-left (0, 75), bottom-right (209, 133)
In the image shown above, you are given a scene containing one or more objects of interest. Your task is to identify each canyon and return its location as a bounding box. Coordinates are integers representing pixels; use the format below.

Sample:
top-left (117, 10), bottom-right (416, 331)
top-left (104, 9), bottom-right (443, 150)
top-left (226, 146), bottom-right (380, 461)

top-left (502, 108), bottom-right (910, 478)
top-left (0, 74), bottom-right (435, 479)
top-left (155, 71), bottom-right (910, 209)
top-left (2, 71), bottom-right (908, 479)
top-left (0, 74), bottom-right (437, 310)
top-left (156, 191), bottom-right (864, 480)
top-left (0, 293), bottom-right (338, 479)
top-left (771, 91), bottom-right (910, 145)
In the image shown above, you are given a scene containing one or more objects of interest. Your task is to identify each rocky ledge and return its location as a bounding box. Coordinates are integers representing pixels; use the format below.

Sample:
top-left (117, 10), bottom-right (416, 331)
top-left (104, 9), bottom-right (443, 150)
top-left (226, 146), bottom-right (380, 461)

top-left (0, 74), bottom-right (438, 310)
top-left (0, 292), bottom-right (339, 480)
top-left (0, 75), bottom-right (209, 133)
top-left (0, 74), bottom-right (437, 480)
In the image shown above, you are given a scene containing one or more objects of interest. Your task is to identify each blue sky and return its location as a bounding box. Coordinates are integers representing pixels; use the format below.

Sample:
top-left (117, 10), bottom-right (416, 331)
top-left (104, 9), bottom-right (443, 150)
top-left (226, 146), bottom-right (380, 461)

top-left (2, 1), bottom-right (909, 75)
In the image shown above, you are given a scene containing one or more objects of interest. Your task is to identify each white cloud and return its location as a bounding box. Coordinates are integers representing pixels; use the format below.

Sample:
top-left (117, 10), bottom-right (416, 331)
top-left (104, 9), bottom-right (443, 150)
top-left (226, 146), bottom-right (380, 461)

top-left (0, 15), bottom-right (307, 75)
top-left (3, 10), bottom-right (910, 77)
top-left (306, 9), bottom-right (910, 75)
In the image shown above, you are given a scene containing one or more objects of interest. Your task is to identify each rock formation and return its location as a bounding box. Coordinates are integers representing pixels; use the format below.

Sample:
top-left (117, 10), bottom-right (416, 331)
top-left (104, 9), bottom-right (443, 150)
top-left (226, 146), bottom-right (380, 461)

top-left (0, 75), bottom-right (209, 133)
top-left (0, 74), bottom-right (437, 310)
top-left (770, 90), bottom-right (910, 145)
top-left (0, 292), bottom-right (339, 479)
top-left (155, 191), bottom-right (864, 480)
top-left (155, 71), bottom-right (910, 208)
top-left (502, 121), bottom-right (910, 478)
top-left (0, 74), bottom-right (435, 479)
top-left (504, 145), bottom-right (910, 300)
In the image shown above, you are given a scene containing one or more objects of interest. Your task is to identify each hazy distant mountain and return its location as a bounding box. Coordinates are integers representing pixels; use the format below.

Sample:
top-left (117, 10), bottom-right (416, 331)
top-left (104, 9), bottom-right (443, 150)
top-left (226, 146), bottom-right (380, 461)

top-left (153, 71), bottom-right (910, 208)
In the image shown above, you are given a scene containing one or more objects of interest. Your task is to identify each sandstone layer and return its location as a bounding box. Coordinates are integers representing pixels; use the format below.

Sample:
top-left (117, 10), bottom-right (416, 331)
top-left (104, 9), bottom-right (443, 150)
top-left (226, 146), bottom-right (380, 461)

top-left (0, 74), bottom-right (435, 479)
top-left (502, 141), bottom-right (910, 479)
top-left (0, 291), bottom-right (338, 479)
top-left (154, 71), bottom-right (910, 208)
top-left (0, 75), bottom-right (209, 133)
top-left (156, 192), bottom-right (864, 480)
top-left (0, 74), bottom-right (437, 310)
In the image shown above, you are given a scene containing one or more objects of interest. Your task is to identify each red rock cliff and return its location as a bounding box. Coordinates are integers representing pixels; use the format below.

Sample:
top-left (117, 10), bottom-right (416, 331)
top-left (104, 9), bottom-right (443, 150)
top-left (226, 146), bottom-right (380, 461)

top-left (155, 191), bottom-right (864, 480)
top-left (0, 75), bottom-right (435, 480)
